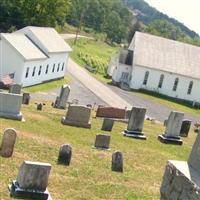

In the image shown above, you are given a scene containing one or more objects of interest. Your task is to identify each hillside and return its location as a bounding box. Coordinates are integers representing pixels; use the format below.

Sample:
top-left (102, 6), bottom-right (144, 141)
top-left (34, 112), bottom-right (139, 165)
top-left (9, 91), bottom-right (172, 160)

top-left (123, 0), bottom-right (199, 39)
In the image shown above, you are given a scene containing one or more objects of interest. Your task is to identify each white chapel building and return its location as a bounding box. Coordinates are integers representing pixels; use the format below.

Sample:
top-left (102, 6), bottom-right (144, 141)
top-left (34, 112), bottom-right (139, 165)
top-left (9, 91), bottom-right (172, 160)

top-left (0, 26), bottom-right (71, 87)
top-left (108, 32), bottom-right (200, 103)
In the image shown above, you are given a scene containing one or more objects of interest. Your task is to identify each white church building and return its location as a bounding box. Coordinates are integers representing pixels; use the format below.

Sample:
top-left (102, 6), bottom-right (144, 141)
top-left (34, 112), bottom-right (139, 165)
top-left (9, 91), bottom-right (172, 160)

top-left (0, 26), bottom-right (71, 87)
top-left (108, 32), bottom-right (200, 103)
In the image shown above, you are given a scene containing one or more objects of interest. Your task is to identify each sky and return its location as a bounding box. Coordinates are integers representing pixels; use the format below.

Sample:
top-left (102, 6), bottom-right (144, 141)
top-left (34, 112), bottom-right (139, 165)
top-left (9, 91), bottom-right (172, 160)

top-left (144, 0), bottom-right (200, 35)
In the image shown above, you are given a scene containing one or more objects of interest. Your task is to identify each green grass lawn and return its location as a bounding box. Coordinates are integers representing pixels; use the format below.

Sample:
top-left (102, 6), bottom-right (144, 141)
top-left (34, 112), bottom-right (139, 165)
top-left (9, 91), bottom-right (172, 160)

top-left (130, 90), bottom-right (200, 117)
top-left (67, 38), bottom-right (118, 84)
top-left (0, 101), bottom-right (196, 199)
top-left (23, 76), bottom-right (71, 93)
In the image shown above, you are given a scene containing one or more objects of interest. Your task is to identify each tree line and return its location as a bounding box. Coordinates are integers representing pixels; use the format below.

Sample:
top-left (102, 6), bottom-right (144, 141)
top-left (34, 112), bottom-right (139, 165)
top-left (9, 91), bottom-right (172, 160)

top-left (1, 0), bottom-right (200, 46)
top-left (0, 0), bottom-right (135, 44)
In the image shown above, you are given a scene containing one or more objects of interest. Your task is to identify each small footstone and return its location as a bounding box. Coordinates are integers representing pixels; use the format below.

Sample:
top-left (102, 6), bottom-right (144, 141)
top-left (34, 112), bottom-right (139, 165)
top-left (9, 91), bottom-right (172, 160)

top-left (58, 144), bottom-right (72, 166)
top-left (37, 103), bottom-right (43, 111)
top-left (0, 128), bottom-right (17, 158)
top-left (112, 151), bottom-right (123, 172)
top-left (101, 118), bottom-right (114, 131)
top-left (94, 134), bottom-right (110, 150)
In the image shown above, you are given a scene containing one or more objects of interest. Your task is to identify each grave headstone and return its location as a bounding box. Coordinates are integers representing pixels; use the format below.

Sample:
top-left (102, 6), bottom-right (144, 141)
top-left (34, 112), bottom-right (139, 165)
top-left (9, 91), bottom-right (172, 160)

top-left (9, 84), bottom-right (22, 94)
top-left (61, 105), bottom-right (91, 128)
top-left (160, 130), bottom-right (200, 199)
top-left (9, 161), bottom-right (52, 199)
top-left (164, 119), bottom-right (168, 126)
top-left (54, 85), bottom-right (70, 109)
top-left (112, 151), bottom-right (123, 172)
top-left (123, 107), bottom-right (147, 140)
top-left (180, 120), bottom-right (191, 137)
top-left (0, 92), bottom-right (23, 120)
top-left (94, 134), bottom-right (110, 150)
top-left (22, 93), bottom-right (30, 105)
top-left (96, 106), bottom-right (126, 119)
top-left (37, 103), bottom-right (43, 111)
top-left (58, 144), bottom-right (72, 166)
top-left (0, 128), bottom-right (17, 158)
top-left (101, 118), bottom-right (114, 131)
top-left (158, 111), bottom-right (184, 145)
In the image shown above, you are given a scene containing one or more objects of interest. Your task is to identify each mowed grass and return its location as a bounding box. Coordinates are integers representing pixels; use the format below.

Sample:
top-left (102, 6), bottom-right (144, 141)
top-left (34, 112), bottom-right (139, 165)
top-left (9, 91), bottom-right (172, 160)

top-left (0, 102), bottom-right (197, 199)
top-left (23, 76), bottom-right (71, 93)
top-left (67, 38), bottom-right (117, 84)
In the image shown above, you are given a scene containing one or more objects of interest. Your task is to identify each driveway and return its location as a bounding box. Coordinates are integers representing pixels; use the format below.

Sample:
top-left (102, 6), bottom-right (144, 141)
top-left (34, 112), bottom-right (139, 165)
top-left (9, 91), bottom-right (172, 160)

top-left (67, 59), bottom-right (132, 109)
top-left (60, 33), bottom-right (93, 40)
top-left (31, 74), bottom-right (107, 107)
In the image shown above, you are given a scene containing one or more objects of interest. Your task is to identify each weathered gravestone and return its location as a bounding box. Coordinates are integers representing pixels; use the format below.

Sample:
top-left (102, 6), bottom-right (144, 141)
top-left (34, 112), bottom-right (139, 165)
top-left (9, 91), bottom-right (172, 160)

top-left (164, 119), bottom-right (168, 127)
top-left (101, 118), bottom-right (114, 131)
top-left (54, 84), bottom-right (70, 109)
top-left (0, 128), bottom-right (17, 158)
top-left (96, 106), bottom-right (126, 119)
top-left (94, 134), bottom-right (110, 150)
top-left (123, 107), bottom-right (147, 140)
top-left (37, 103), bottom-right (43, 111)
top-left (112, 151), bottom-right (123, 172)
top-left (58, 144), bottom-right (72, 166)
top-left (61, 105), bottom-right (91, 128)
top-left (160, 130), bottom-right (200, 200)
top-left (22, 93), bottom-right (30, 105)
top-left (158, 111), bottom-right (184, 145)
top-left (9, 161), bottom-right (52, 200)
top-left (0, 92), bottom-right (23, 120)
top-left (180, 119), bottom-right (192, 137)
top-left (9, 84), bottom-right (22, 94)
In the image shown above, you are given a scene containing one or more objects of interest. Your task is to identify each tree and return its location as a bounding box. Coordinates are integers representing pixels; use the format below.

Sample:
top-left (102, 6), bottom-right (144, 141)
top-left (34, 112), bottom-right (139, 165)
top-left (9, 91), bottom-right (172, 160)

top-left (21, 0), bottom-right (69, 27)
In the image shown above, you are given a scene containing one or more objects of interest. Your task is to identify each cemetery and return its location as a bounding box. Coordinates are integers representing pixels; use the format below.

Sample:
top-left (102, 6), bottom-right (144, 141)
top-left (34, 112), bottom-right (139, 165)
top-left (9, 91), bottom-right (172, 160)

top-left (0, 87), bottom-right (199, 200)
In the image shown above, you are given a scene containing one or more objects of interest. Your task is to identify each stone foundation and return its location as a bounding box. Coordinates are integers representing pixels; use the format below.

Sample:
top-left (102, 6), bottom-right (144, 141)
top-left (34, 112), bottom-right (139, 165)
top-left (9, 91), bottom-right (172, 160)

top-left (160, 160), bottom-right (200, 200)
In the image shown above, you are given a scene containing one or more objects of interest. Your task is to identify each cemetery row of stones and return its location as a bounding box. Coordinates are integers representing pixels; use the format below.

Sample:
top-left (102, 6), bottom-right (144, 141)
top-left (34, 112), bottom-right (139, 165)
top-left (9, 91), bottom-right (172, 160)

top-left (1, 83), bottom-right (199, 199)
top-left (0, 128), bottom-right (122, 199)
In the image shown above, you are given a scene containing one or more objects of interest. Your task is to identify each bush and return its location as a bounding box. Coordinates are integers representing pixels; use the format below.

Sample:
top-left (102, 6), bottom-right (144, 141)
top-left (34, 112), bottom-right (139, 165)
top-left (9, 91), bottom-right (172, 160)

top-left (78, 51), bottom-right (108, 75)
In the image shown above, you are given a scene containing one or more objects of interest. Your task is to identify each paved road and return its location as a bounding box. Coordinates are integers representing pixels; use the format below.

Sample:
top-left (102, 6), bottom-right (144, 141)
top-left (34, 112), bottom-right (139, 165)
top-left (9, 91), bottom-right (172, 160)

top-left (67, 59), bottom-right (132, 109)
top-left (31, 74), bottom-right (106, 107)
top-left (60, 33), bottom-right (93, 40)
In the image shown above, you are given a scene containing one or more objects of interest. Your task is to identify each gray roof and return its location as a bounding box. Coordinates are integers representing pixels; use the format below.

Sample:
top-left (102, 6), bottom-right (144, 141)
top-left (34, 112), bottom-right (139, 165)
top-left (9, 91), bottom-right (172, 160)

top-left (1, 33), bottom-right (47, 61)
top-left (133, 32), bottom-right (200, 80)
top-left (17, 26), bottom-right (72, 53)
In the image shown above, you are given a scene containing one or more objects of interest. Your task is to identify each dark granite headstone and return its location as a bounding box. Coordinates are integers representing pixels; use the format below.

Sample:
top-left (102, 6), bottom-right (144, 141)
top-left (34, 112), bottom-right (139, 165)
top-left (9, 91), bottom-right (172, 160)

top-left (101, 118), bottom-right (114, 131)
top-left (58, 144), bottom-right (72, 166)
top-left (180, 120), bottom-right (192, 137)
top-left (112, 151), bottom-right (123, 172)
top-left (37, 103), bottom-right (43, 111)
top-left (22, 93), bottom-right (30, 105)
top-left (94, 134), bottom-right (110, 150)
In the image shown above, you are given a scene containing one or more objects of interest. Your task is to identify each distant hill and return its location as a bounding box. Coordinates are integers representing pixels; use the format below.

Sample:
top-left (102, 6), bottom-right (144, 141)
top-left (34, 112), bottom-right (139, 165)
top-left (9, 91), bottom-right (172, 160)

top-left (123, 0), bottom-right (199, 39)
